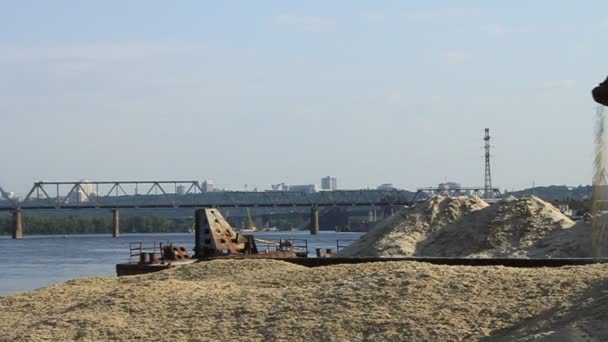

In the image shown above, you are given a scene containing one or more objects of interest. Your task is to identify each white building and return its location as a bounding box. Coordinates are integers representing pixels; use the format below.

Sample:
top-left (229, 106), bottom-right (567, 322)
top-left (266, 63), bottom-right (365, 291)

top-left (558, 204), bottom-right (574, 217)
top-left (202, 180), bottom-right (214, 193)
top-left (321, 176), bottom-right (337, 191)
top-left (69, 179), bottom-right (94, 203)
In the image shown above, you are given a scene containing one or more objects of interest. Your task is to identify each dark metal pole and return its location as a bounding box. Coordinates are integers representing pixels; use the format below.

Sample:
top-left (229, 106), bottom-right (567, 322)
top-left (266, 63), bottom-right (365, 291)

top-left (194, 209), bottom-right (203, 257)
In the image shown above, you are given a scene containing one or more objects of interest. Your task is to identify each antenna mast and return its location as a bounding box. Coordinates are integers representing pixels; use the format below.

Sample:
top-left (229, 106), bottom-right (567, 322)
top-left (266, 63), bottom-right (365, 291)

top-left (484, 128), bottom-right (492, 198)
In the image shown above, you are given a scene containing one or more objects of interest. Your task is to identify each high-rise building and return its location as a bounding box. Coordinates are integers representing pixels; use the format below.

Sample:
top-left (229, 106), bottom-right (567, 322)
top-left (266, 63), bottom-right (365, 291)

top-left (321, 176), bottom-right (337, 191)
top-left (176, 185), bottom-right (186, 195)
top-left (202, 180), bottom-right (214, 193)
top-left (69, 179), bottom-right (94, 203)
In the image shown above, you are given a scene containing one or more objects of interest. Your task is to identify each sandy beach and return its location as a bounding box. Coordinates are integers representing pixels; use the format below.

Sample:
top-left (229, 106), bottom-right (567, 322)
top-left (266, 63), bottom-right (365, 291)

top-left (0, 259), bottom-right (606, 341)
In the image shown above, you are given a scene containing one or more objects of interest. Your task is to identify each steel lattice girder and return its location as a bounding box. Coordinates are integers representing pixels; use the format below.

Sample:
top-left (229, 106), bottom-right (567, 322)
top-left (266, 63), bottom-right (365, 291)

top-left (0, 181), bottom-right (413, 211)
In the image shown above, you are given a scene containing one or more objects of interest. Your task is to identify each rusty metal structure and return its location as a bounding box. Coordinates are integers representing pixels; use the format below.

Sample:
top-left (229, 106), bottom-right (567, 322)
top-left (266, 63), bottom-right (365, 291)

top-left (194, 208), bottom-right (303, 258)
top-left (128, 242), bottom-right (191, 264)
top-left (117, 208), bottom-right (308, 276)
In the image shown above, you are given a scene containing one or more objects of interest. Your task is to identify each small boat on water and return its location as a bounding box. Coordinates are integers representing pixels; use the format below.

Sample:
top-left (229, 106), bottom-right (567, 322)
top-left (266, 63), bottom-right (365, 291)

top-left (235, 208), bottom-right (257, 233)
top-left (236, 228), bottom-right (257, 233)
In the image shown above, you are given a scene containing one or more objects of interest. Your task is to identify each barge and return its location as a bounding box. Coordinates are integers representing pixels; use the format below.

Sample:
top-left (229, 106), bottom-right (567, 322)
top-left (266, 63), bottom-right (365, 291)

top-left (117, 208), bottom-right (608, 276)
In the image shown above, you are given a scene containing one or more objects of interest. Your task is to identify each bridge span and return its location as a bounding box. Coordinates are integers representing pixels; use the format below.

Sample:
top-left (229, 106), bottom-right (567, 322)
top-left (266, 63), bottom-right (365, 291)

top-left (0, 181), bottom-right (413, 239)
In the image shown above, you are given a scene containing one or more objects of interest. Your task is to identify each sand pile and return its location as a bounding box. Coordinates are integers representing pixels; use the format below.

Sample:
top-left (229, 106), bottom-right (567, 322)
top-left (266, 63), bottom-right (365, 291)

top-left (592, 105), bottom-right (608, 258)
top-left (338, 196), bottom-right (489, 257)
top-left (0, 259), bottom-right (606, 341)
top-left (339, 195), bottom-right (590, 258)
top-left (419, 196), bottom-right (584, 258)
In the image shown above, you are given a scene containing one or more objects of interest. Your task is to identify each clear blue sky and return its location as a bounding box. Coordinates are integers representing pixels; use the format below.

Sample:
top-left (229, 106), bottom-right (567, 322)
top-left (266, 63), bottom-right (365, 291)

top-left (1, 1), bottom-right (607, 194)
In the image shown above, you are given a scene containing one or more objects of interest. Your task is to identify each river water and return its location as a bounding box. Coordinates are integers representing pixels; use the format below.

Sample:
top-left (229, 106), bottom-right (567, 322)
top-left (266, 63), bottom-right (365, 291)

top-left (0, 231), bottom-right (363, 296)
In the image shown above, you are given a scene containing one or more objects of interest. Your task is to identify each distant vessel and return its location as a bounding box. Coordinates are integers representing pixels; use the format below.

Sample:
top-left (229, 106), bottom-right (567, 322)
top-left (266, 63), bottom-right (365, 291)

top-left (236, 208), bottom-right (257, 233)
top-left (237, 228), bottom-right (257, 233)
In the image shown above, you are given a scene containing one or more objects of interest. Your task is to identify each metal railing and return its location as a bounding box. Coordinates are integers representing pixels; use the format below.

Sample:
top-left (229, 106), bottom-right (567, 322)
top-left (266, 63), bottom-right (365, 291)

top-left (127, 238), bottom-right (360, 262)
top-left (336, 239), bottom-right (358, 253)
top-left (254, 238), bottom-right (308, 255)
top-left (128, 241), bottom-right (162, 262)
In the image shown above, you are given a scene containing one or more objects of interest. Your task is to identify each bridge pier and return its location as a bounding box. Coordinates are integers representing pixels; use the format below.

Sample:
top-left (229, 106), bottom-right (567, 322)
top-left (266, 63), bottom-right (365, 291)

top-left (368, 209), bottom-right (377, 223)
top-left (310, 206), bottom-right (319, 235)
top-left (383, 206), bottom-right (394, 219)
top-left (112, 209), bottom-right (120, 238)
top-left (12, 209), bottom-right (23, 239)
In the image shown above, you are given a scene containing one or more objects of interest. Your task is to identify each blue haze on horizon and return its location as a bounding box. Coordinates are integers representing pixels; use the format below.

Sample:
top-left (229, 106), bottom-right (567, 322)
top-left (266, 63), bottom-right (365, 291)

top-left (1, 1), bottom-right (607, 194)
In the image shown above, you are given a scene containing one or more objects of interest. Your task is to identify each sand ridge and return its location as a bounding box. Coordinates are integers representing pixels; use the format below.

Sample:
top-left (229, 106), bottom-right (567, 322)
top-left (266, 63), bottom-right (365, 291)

top-left (0, 259), bottom-right (606, 341)
top-left (339, 195), bottom-right (590, 258)
top-left (338, 196), bottom-right (489, 257)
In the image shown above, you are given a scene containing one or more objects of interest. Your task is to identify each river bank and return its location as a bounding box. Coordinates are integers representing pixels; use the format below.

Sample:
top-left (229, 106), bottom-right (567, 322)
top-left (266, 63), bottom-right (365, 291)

top-left (1, 259), bottom-right (606, 341)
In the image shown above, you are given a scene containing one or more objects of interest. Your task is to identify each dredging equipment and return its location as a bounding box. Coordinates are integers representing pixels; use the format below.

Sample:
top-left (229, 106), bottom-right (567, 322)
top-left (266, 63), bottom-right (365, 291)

top-left (116, 208), bottom-right (308, 276)
top-left (193, 208), bottom-right (302, 258)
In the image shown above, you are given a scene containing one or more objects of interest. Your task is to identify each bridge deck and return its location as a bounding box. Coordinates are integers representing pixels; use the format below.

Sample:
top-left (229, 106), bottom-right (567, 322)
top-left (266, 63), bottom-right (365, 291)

top-left (0, 184), bottom-right (413, 211)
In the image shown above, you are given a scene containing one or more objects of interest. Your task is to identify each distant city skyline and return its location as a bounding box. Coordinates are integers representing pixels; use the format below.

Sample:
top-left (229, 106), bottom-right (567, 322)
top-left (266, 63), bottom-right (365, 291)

top-left (0, 175), bottom-right (585, 198)
top-left (1, 1), bottom-right (605, 194)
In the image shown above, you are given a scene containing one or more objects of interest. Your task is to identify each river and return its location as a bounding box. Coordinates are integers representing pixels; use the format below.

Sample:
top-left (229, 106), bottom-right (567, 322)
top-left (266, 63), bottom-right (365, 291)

top-left (0, 231), bottom-right (363, 296)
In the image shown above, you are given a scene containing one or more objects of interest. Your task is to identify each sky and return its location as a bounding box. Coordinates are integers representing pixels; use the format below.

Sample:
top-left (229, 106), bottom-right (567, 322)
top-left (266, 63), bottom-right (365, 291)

top-left (1, 0), bottom-right (607, 194)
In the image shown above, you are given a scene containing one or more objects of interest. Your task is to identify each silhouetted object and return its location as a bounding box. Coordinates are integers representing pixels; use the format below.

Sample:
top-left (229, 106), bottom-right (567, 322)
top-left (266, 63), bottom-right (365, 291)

top-left (592, 76), bottom-right (608, 106)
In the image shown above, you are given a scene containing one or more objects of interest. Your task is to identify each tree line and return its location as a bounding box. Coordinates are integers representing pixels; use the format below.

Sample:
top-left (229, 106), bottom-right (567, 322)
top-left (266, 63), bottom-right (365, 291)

top-left (0, 215), bottom-right (193, 235)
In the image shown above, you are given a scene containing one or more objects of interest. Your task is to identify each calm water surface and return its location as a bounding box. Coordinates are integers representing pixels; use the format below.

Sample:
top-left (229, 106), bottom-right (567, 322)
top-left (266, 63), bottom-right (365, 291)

top-left (0, 231), bottom-right (362, 296)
